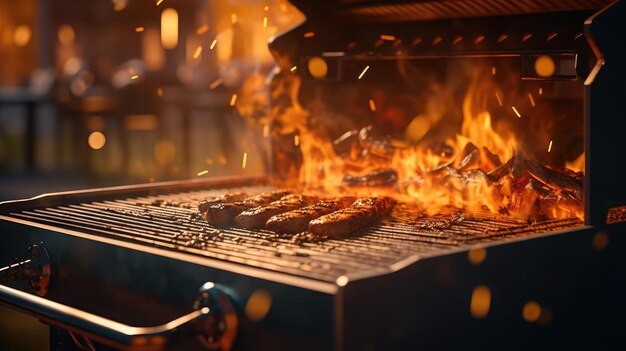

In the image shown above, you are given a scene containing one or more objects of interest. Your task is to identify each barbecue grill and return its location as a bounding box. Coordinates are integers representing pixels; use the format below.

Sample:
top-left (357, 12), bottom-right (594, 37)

top-left (2, 1), bottom-right (626, 350)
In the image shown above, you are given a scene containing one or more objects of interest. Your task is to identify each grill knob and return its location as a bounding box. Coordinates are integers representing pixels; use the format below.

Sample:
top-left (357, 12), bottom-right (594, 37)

top-left (193, 282), bottom-right (238, 350)
top-left (0, 243), bottom-right (51, 296)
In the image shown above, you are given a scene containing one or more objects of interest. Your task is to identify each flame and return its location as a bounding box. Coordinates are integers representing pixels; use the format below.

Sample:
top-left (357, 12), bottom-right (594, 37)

top-left (238, 60), bottom-right (583, 220)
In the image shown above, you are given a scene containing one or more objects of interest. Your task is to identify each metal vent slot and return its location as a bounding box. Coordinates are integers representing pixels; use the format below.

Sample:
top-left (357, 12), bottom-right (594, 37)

top-left (7, 186), bottom-right (582, 282)
top-left (336, 0), bottom-right (613, 22)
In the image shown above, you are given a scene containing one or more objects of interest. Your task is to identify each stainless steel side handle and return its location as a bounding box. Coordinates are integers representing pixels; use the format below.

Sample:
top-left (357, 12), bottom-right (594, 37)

top-left (0, 244), bottom-right (238, 351)
top-left (0, 281), bottom-right (238, 351)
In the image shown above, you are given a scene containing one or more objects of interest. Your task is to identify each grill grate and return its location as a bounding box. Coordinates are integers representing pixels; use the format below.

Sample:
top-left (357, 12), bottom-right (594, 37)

top-left (7, 186), bottom-right (582, 282)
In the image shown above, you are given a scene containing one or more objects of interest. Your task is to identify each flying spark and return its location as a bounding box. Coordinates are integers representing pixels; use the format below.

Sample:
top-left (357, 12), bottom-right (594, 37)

top-left (230, 94), bottom-right (237, 106)
top-left (209, 78), bottom-right (223, 90)
top-left (491, 66), bottom-right (496, 76)
top-left (304, 32), bottom-right (315, 38)
top-left (539, 87), bottom-right (543, 95)
top-left (528, 93), bottom-right (536, 107)
top-left (156, 0), bottom-right (164, 5)
top-left (294, 135), bottom-right (300, 146)
top-left (495, 91), bottom-right (503, 107)
top-left (263, 16), bottom-right (268, 28)
top-left (209, 39), bottom-right (217, 50)
top-left (369, 99), bottom-right (376, 112)
top-left (196, 25), bottom-right (209, 35)
top-left (290, 66), bottom-right (297, 72)
top-left (197, 170), bottom-right (208, 176)
top-left (512, 106), bottom-right (522, 118)
top-left (358, 65), bottom-right (370, 79)
top-left (131, 75), bottom-right (139, 80)
top-left (135, 27), bottom-right (145, 32)
top-left (231, 13), bottom-right (238, 24)
top-left (263, 125), bottom-right (270, 137)
top-left (242, 152), bottom-right (248, 169)
top-left (193, 46), bottom-right (202, 59)
top-left (380, 34), bottom-right (396, 41)
top-left (548, 140), bottom-right (553, 152)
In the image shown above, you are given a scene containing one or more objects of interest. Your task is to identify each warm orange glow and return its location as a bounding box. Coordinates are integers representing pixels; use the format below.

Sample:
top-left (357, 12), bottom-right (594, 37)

top-left (263, 16), bottom-right (268, 28)
top-left (308, 57), bottom-right (328, 79)
top-left (522, 301), bottom-right (541, 322)
top-left (58, 25), bottom-right (75, 46)
top-left (135, 27), bottom-right (145, 33)
top-left (230, 94), bottom-right (237, 106)
top-left (432, 36), bottom-right (443, 45)
top-left (497, 34), bottom-right (509, 43)
top-left (154, 140), bottom-right (176, 165)
top-left (13, 25), bottom-right (32, 47)
top-left (468, 248), bottom-right (487, 265)
top-left (294, 135), bottom-right (300, 146)
top-left (160, 8), bottom-right (178, 49)
top-left (491, 66), bottom-right (496, 76)
top-left (303, 31), bottom-right (315, 38)
top-left (230, 13), bottom-right (238, 24)
top-left (470, 285), bottom-right (491, 319)
top-left (535, 55), bottom-right (556, 78)
top-left (380, 34), bottom-right (396, 41)
top-left (157, 87), bottom-right (163, 96)
top-left (528, 93), bottom-right (536, 107)
top-left (88, 132), bottom-right (106, 150)
top-left (244, 290), bottom-right (272, 321)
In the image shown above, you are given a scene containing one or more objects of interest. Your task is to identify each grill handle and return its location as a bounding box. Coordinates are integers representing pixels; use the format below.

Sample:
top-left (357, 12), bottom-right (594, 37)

top-left (0, 281), bottom-right (238, 351)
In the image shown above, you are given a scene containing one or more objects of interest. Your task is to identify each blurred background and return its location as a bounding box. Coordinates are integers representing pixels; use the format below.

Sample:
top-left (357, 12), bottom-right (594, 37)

top-left (0, 0), bottom-right (303, 349)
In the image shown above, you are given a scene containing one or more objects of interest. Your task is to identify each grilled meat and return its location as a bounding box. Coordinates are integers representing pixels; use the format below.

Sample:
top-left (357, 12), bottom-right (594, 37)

top-left (203, 190), bottom-right (290, 225)
top-left (198, 192), bottom-right (248, 213)
top-left (235, 195), bottom-right (318, 229)
top-left (309, 197), bottom-right (395, 237)
top-left (266, 197), bottom-right (356, 234)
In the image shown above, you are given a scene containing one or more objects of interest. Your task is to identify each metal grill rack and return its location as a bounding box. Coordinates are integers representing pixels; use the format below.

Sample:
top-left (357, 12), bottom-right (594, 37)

top-left (7, 186), bottom-right (582, 282)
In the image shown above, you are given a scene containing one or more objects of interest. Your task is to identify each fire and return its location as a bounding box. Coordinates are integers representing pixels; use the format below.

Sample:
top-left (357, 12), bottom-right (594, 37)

top-left (239, 61), bottom-right (583, 221)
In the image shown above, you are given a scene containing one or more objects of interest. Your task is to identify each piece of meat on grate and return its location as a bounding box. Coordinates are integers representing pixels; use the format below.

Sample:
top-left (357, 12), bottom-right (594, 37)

top-left (235, 195), bottom-right (319, 229)
top-left (309, 197), bottom-right (395, 237)
top-left (203, 190), bottom-right (291, 225)
top-left (266, 197), bottom-right (356, 234)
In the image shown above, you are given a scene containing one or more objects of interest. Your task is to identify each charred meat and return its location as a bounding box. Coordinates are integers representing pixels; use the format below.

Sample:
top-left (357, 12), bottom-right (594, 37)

top-left (198, 192), bottom-right (249, 213)
top-left (235, 195), bottom-right (318, 229)
top-left (309, 197), bottom-right (395, 237)
top-left (266, 197), bottom-right (356, 234)
top-left (203, 190), bottom-right (291, 226)
top-left (343, 169), bottom-right (398, 187)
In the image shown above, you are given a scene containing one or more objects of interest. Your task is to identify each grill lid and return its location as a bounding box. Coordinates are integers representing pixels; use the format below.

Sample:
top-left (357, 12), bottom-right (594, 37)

top-left (291, 0), bottom-right (614, 22)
